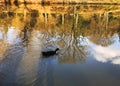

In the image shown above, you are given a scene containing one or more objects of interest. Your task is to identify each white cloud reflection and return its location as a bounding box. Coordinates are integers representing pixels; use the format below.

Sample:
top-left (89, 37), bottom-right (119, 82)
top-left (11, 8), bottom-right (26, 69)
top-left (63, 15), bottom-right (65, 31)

top-left (88, 35), bottom-right (120, 65)
top-left (7, 27), bottom-right (21, 45)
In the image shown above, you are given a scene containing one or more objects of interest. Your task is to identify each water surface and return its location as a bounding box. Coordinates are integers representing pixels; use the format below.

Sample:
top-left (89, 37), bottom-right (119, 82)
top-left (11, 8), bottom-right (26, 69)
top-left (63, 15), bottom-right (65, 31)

top-left (0, 4), bottom-right (120, 86)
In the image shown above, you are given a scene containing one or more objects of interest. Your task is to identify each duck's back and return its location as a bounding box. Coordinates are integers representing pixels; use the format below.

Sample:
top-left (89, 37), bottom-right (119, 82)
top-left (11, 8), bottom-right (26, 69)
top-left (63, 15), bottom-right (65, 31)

top-left (41, 46), bottom-right (59, 57)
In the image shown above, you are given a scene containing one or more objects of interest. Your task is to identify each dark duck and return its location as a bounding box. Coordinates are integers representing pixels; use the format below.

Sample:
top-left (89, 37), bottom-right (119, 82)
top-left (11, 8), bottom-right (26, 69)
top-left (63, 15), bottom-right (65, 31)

top-left (42, 48), bottom-right (59, 57)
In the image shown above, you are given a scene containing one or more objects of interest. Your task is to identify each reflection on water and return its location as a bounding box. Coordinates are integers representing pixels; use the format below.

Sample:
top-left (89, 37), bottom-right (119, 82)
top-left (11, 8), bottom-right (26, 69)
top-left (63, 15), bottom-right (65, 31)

top-left (0, 4), bottom-right (120, 86)
top-left (88, 34), bottom-right (120, 64)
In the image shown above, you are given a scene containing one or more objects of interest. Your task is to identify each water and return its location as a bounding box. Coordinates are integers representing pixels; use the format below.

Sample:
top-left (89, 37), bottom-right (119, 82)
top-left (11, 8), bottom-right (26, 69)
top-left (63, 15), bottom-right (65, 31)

top-left (0, 4), bottom-right (120, 86)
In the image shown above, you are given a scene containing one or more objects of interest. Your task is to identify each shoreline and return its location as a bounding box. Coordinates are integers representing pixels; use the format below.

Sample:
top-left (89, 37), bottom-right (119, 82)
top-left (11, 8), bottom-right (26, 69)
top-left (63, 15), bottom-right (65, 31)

top-left (1, 1), bottom-right (120, 5)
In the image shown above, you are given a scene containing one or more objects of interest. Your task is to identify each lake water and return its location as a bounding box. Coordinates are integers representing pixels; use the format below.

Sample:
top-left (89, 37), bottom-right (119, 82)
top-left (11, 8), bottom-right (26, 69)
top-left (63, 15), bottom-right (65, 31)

top-left (0, 4), bottom-right (120, 86)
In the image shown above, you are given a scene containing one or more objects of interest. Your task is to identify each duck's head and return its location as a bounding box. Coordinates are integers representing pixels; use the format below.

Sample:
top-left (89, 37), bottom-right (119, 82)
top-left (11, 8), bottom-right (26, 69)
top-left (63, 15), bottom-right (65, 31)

top-left (55, 48), bottom-right (60, 54)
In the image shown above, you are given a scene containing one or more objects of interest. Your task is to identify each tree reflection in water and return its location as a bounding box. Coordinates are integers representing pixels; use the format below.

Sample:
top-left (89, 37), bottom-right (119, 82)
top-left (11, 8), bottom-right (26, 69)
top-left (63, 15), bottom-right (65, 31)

top-left (0, 4), bottom-right (120, 63)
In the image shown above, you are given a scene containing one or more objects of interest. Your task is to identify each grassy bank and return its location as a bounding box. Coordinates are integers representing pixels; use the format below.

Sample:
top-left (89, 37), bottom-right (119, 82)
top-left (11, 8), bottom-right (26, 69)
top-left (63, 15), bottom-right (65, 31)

top-left (1, 0), bottom-right (120, 5)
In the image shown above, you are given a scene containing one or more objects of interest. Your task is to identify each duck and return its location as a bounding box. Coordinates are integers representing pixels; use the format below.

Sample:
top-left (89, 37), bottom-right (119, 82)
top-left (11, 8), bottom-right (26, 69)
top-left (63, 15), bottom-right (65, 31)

top-left (42, 48), bottom-right (59, 57)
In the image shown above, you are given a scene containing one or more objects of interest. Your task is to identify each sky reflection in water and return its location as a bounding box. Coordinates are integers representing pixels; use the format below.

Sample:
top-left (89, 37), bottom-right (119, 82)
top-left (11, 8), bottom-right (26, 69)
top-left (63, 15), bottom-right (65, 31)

top-left (88, 35), bottom-right (120, 65)
top-left (1, 26), bottom-right (120, 65)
